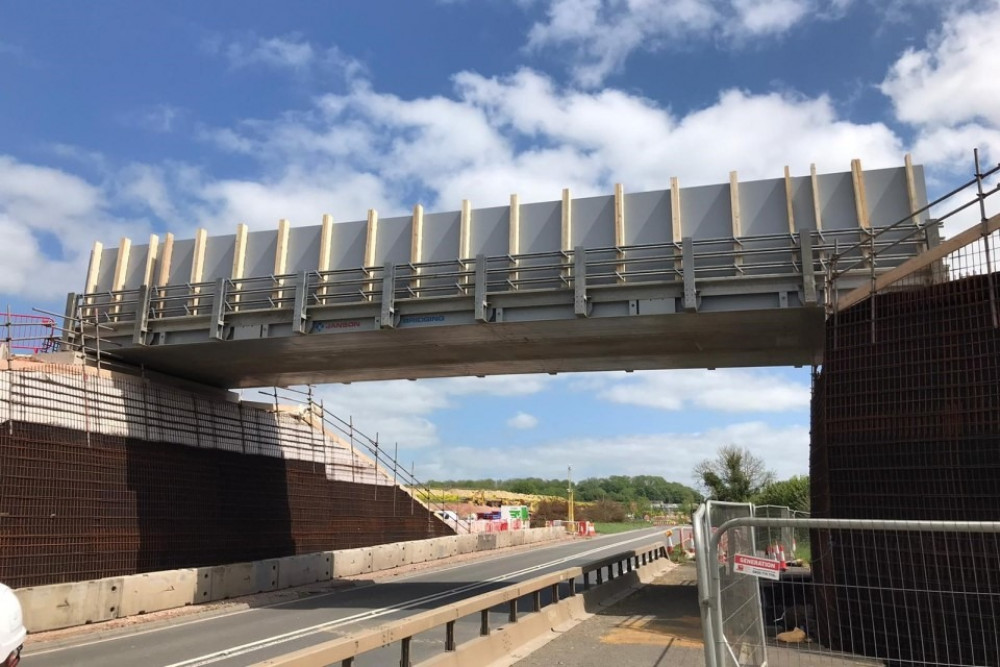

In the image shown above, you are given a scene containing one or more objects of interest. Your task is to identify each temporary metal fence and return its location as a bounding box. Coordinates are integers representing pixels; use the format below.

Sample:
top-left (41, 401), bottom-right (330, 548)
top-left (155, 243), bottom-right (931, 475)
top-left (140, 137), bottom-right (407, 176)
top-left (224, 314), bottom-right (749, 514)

top-left (1, 310), bottom-right (61, 358)
top-left (698, 513), bottom-right (1000, 667)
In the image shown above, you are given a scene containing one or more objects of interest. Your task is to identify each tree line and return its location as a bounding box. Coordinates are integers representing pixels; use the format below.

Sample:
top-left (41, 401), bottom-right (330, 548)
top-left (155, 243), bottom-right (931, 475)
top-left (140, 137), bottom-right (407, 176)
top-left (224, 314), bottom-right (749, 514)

top-left (427, 475), bottom-right (702, 504)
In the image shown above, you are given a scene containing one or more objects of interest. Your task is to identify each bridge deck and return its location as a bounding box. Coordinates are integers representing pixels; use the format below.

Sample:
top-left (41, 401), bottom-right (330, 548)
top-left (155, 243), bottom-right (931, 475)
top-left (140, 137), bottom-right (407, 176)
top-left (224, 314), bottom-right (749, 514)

top-left (68, 163), bottom-right (932, 387)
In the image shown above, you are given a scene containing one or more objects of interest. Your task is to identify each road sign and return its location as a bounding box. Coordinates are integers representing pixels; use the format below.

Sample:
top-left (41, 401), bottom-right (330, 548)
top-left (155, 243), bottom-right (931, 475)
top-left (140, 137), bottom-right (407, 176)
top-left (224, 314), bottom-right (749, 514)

top-left (733, 554), bottom-right (781, 580)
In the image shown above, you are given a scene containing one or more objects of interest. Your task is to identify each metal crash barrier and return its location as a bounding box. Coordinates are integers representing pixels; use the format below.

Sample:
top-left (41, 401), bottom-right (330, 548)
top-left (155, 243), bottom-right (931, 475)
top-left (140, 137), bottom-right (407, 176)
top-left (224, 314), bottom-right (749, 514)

top-left (253, 542), bottom-right (668, 666)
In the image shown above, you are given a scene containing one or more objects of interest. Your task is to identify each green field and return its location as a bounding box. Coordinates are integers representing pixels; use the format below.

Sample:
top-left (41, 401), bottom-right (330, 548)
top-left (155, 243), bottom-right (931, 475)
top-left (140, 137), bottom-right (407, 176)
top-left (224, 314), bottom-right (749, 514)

top-left (593, 521), bottom-right (653, 534)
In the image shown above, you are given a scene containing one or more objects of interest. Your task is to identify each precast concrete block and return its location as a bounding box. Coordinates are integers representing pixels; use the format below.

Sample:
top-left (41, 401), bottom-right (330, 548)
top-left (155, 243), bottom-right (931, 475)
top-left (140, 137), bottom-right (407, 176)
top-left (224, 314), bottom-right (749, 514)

top-left (119, 569), bottom-right (198, 617)
top-left (205, 559), bottom-right (279, 601)
top-left (278, 553), bottom-right (332, 589)
top-left (430, 536), bottom-right (458, 560)
top-left (372, 544), bottom-right (406, 572)
top-left (476, 534), bottom-right (497, 551)
top-left (332, 548), bottom-right (374, 577)
top-left (456, 534), bottom-right (478, 554)
top-left (16, 577), bottom-right (124, 632)
top-left (407, 540), bottom-right (429, 565)
top-left (495, 531), bottom-right (512, 549)
top-left (509, 531), bottom-right (525, 547)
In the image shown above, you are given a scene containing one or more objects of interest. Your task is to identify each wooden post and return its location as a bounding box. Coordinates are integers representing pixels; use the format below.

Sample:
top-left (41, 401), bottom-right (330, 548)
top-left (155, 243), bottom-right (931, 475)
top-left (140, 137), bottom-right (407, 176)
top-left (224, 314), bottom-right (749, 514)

top-left (228, 223), bottom-right (248, 309)
top-left (671, 176), bottom-right (683, 278)
top-left (410, 204), bottom-right (424, 296)
top-left (562, 188), bottom-right (572, 283)
top-left (316, 214), bottom-right (334, 303)
top-left (460, 199), bottom-right (472, 291)
top-left (614, 183), bottom-right (626, 283)
top-left (273, 218), bottom-right (290, 305)
top-left (189, 228), bottom-right (207, 315)
top-left (730, 171), bottom-right (743, 270)
top-left (365, 208), bottom-right (378, 300)
top-left (509, 193), bottom-right (520, 290)
top-left (784, 166), bottom-right (796, 235)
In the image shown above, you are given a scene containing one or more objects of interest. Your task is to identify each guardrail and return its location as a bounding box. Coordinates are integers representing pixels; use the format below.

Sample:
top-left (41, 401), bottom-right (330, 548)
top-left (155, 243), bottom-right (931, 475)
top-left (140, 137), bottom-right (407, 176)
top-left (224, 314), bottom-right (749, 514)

top-left (253, 541), bottom-right (668, 667)
top-left (73, 227), bottom-right (905, 330)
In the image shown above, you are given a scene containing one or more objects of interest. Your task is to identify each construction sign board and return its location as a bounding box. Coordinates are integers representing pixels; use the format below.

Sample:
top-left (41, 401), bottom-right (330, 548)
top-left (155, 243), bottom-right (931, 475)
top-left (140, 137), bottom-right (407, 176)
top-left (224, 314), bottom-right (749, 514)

top-left (733, 554), bottom-right (781, 581)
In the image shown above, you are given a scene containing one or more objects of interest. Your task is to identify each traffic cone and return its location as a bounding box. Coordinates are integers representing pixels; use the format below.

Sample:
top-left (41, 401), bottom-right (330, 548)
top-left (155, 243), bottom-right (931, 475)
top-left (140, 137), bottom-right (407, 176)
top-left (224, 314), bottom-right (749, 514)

top-left (778, 546), bottom-right (788, 570)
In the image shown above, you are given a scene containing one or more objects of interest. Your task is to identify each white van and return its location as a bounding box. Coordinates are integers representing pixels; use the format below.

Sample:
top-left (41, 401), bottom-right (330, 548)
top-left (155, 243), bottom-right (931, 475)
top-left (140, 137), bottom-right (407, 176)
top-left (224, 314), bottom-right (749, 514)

top-left (0, 584), bottom-right (24, 667)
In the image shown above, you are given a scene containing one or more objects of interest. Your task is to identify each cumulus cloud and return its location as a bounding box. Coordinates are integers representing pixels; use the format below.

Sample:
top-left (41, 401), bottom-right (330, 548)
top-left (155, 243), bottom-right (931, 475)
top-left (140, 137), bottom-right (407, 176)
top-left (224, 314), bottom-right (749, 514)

top-left (881, 1), bottom-right (1000, 169)
top-left (197, 68), bottom-right (904, 223)
top-left (415, 421), bottom-right (809, 483)
top-left (309, 375), bottom-right (552, 449)
top-left (524, 0), bottom-right (857, 86)
top-left (507, 412), bottom-right (540, 429)
top-left (0, 156), bottom-right (154, 299)
top-left (580, 369), bottom-right (810, 412)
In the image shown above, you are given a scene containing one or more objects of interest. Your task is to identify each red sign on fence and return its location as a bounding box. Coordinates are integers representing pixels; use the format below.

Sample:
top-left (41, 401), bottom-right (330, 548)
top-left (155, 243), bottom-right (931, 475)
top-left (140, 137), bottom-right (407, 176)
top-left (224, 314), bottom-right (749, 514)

top-left (733, 554), bottom-right (781, 580)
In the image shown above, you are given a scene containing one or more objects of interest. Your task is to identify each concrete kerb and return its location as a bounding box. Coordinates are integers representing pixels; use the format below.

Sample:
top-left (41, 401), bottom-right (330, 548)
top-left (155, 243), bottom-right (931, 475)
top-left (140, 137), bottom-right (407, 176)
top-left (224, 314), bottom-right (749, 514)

top-left (17, 526), bottom-right (566, 633)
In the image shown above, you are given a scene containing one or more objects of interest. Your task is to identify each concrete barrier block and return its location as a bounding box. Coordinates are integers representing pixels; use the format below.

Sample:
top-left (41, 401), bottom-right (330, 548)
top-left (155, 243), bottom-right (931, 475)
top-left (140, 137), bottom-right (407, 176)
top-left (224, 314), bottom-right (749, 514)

top-left (16, 577), bottom-right (124, 632)
top-left (119, 569), bottom-right (198, 617)
top-left (495, 531), bottom-right (512, 549)
top-left (456, 534), bottom-right (478, 554)
top-left (476, 534), bottom-right (497, 551)
top-left (372, 544), bottom-right (406, 572)
top-left (407, 540), bottom-right (429, 564)
top-left (206, 559), bottom-right (279, 601)
top-left (430, 536), bottom-right (458, 560)
top-left (332, 548), bottom-right (373, 577)
top-left (278, 553), bottom-right (332, 589)
top-left (509, 531), bottom-right (525, 547)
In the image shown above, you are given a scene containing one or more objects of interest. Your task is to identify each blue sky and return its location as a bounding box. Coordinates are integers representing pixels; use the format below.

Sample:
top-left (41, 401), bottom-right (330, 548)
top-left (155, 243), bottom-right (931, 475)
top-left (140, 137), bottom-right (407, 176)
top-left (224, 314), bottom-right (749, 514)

top-left (2, 1), bottom-right (998, 488)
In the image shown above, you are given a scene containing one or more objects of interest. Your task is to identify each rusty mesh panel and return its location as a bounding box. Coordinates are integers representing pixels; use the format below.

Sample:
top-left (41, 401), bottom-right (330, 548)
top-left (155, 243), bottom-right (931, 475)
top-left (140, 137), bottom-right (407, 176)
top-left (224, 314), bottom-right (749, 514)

top-left (0, 420), bottom-right (451, 589)
top-left (813, 256), bottom-right (1000, 665)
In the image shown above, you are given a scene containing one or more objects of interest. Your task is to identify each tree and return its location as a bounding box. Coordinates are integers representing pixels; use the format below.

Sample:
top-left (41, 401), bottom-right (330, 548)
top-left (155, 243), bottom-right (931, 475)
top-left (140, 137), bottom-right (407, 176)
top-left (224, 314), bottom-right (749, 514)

top-left (694, 445), bottom-right (774, 502)
top-left (755, 476), bottom-right (810, 513)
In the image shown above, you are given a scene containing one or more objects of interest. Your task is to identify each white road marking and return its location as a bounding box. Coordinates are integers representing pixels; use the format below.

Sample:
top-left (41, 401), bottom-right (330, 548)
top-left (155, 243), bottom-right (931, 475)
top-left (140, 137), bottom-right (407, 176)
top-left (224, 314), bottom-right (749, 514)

top-left (28, 528), bottom-right (664, 665)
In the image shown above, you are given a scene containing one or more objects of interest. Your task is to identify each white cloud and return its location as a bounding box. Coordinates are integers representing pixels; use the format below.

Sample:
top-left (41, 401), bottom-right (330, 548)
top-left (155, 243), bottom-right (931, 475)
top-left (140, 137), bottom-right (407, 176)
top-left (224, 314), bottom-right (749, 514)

top-left (0, 156), bottom-right (154, 300)
top-left (415, 421), bottom-right (808, 483)
top-left (524, 0), bottom-right (857, 86)
top-left (310, 374), bottom-right (552, 449)
top-left (581, 368), bottom-right (810, 412)
top-left (200, 68), bottom-right (904, 221)
top-left (507, 412), bottom-right (540, 429)
top-left (203, 33), bottom-right (366, 81)
top-left (881, 2), bottom-right (1000, 169)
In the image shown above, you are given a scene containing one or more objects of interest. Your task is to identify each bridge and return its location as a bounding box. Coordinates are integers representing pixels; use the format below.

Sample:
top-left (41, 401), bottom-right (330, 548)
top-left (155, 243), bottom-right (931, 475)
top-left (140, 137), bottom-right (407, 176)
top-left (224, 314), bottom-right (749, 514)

top-left (67, 158), bottom-right (932, 387)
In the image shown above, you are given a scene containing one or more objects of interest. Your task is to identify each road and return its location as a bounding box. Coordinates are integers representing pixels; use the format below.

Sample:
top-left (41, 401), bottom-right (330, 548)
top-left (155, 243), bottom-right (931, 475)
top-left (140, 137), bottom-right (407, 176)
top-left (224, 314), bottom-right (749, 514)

top-left (26, 528), bottom-right (667, 667)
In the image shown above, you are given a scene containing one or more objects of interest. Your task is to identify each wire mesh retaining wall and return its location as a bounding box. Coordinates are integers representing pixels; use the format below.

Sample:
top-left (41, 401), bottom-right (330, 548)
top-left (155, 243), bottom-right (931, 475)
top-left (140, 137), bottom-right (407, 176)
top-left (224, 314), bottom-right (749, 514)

top-left (705, 517), bottom-right (1000, 667)
top-left (804, 151), bottom-right (1000, 667)
top-left (0, 362), bottom-right (454, 588)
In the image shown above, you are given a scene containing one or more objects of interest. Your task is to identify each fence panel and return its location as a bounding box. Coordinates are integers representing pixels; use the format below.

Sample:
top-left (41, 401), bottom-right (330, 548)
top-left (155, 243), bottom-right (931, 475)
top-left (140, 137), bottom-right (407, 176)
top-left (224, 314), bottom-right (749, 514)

top-left (706, 516), bottom-right (1000, 667)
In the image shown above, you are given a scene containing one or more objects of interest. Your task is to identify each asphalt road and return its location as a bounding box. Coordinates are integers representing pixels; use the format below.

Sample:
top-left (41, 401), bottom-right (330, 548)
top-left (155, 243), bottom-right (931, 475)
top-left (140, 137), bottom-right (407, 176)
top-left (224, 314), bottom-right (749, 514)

top-left (26, 528), bottom-right (667, 667)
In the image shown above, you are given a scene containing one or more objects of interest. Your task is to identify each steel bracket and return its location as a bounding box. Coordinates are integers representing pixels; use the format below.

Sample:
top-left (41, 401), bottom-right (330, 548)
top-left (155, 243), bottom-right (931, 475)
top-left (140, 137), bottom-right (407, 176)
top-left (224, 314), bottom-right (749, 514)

top-left (474, 254), bottom-right (488, 323)
top-left (380, 262), bottom-right (396, 329)
top-left (799, 232), bottom-right (817, 305)
top-left (210, 278), bottom-right (227, 340)
top-left (292, 272), bottom-right (309, 335)
top-left (683, 237), bottom-right (698, 312)
top-left (133, 285), bottom-right (152, 345)
top-left (574, 245), bottom-right (590, 317)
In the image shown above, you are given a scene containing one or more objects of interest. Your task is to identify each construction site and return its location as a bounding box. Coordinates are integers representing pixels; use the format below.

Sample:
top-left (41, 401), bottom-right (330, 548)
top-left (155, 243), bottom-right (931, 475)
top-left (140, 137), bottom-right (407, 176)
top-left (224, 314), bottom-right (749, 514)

top-left (2, 152), bottom-right (1000, 666)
